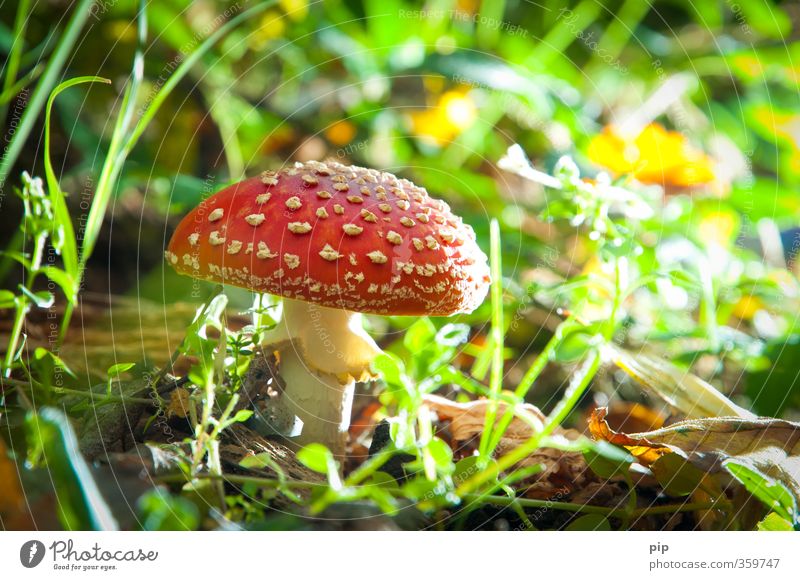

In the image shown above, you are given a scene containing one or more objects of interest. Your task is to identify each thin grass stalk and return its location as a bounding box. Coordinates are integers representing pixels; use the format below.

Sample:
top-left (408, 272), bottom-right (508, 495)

top-left (2, 220), bottom-right (46, 376)
top-left (0, 0), bottom-right (32, 119)
top-left (3, 73), bottom-right (104, 378)
top-left (0, 0), bottom-right (95, 197)
top-left (456, 348), bottom-right (601, 496)
top-left (477, 219), bottom-right (504, 461)
top-left (58, 0), bottom-right (278, 343)
top-left (485, 316), bottom-right (578, 455)
top-left (0, 0), bottom-right (95, 286)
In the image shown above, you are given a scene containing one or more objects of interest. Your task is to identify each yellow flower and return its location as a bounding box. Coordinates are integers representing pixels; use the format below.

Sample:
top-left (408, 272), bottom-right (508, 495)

top-left (409, 90), bottom-right (477, 146)
top-left (731, 55), bottom-right (765, 79)
top-left (279, 0), bottom-right (308, 21)
top-left (250, 11), bottom-right (286, 48)
top-left (588, 123), bottom-right (715, 188)
top-left (698, 210), bottom-right (738, 247)
top-left (731, 295), bottom-right (764, 321)
top-left (325, 120), bottom-right (356, 146)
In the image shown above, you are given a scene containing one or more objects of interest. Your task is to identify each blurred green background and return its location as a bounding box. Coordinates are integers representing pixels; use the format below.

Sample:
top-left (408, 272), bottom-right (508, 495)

top-left (3, 0), bottom-right (800, 532)
top-left (2, 0), bottom-right (799, 414)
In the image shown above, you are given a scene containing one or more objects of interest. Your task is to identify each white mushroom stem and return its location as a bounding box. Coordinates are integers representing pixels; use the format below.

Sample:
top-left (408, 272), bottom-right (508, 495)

top-left (260, 298), bottom-right (381, 460)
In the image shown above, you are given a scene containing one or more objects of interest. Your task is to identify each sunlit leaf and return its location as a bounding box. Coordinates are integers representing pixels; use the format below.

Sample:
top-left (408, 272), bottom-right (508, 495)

top-left (610, 346), bottom-right (755, 419)
top-left (107, 362), bottom-right (135, 377)
top-left (297, 443), bottom-right (336, 475)
top-left (725, 461), bottom-right (798, 527)
top-left (758, 512), bottom-right (794, 532)
top-left (589, 407), bottom-right (800, 513)
top-left (582, 440), bottom-right (634, 480)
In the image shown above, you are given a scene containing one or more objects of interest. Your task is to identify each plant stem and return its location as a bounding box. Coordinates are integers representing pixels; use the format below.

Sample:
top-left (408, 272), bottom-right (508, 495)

top-left (156, 472), bottom-right (724, 524)
top-left (157, 472), bottom-right (321, 490)
top-left (594, 0), bottom-right (651, 61)
top-left (463, 493), bottom-right (615, 515)
top-left (631, 500), bottom-right (725, 518)
top-left (3, 378), bottom-right (154, 405)
top-left (2, 229), bottom-right (46, 377)
top-left (486, 316), bottom-right (577, 455)
top-left (478, 219), bottom-right (504, 461)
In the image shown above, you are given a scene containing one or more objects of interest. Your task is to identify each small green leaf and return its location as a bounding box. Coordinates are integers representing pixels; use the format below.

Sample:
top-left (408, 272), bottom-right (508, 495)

top-left (368, 471), bottom-right (400, 489)
top-left (0, 289), bottom-right (15, 308)
top-left (20, 286), bottom-right (53, 308)
top-left (583, 441), bottom-right (634, 480)
top-left (453, 456), bottom-right (483, 485)
top-left (107, 362), bottom-right (135, 377)
top-left (566, 514), bottom-right (612, 531)
top-left (400, 475), bottom-right (440, 501)
top-left (373, 352), bottom-right (405, 381)
top-left (725, 461), bottom-right (798, 527)
top-left (651, 454), bottom-right (706, 497)
top-left (297, 443), bottom-right (335, 474)
top-left (31, 347), bottom-right (77, 400)
top-left (757, 512), bottom-right (794, 532)
top-left (239, 453), bottom-right (274, 470)
top-left (0, 250), bottom-right (32, 269)
top-left (553, 330), bottom-right (596, 363)
top-left (230, 409), bottom-right (253, 423)
top-left (426, 437), bottom-right (454, 469)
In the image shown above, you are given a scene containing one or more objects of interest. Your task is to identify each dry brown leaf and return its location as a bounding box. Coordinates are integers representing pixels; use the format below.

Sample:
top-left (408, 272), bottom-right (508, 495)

top-left (518, 446), bottom-right (595, 499)
top-left (593, 401), bottom-right (665, 434)
top-left (167, 387), bottom-right (193, 419)
top-left (422, 394), bottom-right (593, 498)
top-left (589, 408), bottom-right (672, 465)
top-left (589, 407), bottom-right (800, 499)
top-left (422, 393), bottom-right (545, 443)
top-left (0, 436), bottom-right (31, 527)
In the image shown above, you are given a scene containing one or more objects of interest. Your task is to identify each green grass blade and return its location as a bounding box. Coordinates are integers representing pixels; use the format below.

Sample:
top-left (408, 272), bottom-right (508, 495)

top-left (0, 0), bottom-right (32, 118)
top-left (82, 0), bottom-right (277, 266)
top-left (477, 219), bottom-right (504, 460)
top-left (485, 319), bottom-right (575, 456)
top-left (0, 63), bottom-right (44, 105)
top-left (60, 1), bottom-right (147, 341)
top-left (121, 0), bottom-right (278, 159)
top-left (45, 76), bottom-right (111, 291)
top-left (0, 0), bottom-right (95, 195)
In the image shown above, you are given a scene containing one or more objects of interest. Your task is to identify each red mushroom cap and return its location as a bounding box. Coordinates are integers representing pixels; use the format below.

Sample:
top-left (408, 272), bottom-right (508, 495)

top-left (165, 161), bottom-right (490, 316)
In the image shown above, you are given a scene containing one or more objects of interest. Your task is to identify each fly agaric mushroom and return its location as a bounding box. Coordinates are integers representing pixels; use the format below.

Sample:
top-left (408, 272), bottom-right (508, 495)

top-left (165, 160), bottom-right (490, 458)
